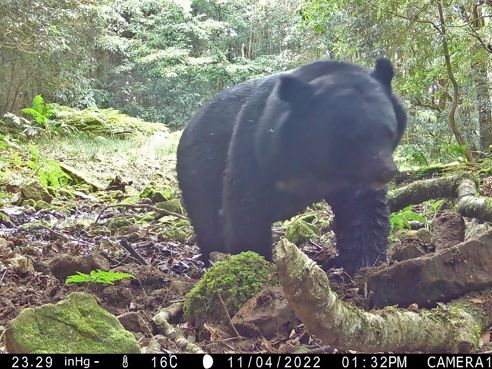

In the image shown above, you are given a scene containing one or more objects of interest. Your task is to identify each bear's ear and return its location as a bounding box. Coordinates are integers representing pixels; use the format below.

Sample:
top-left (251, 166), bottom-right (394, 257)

top-left (277, 75), bottom-right (313, 103)
top-left (371, 57), bottom-right (394, 89)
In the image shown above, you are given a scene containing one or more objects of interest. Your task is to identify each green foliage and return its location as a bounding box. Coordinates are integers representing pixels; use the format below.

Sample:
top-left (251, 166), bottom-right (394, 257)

top-left (184, 251), bottom-right (274, 327)
top-left (396, 142), bottom-right (470, 171)
top-left (65, 270), bottom-right (135, 285)
top-left (21, 95), bottom-right (53, 126)
top-left (0, 211), bottom-right (11, 223)
top-left (0, 134), bottom-right (9, 150)
top-left (94, 0), bottom-right (323, 127)
top-left (302, 0), bottom-right (492, 155)
top-left (27, 144), bottom-right (72, 188)
top-left (422, 199), bottom-right (445, 219)
top-left (390, 205), bottom-right (427, 232)
top-left (0, 0), bottom-right (105, 115)
top-left (1, 113), bottom-right (43, 138)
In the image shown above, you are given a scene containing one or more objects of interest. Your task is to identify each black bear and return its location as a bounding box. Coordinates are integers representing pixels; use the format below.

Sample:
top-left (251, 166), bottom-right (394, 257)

top-left (177, 58), bottom-right (406, 273)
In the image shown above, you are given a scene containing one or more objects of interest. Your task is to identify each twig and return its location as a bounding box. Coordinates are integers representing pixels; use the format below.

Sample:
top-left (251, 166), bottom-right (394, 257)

top-left (94, 203), bottom-right (187, 224)
top-left (0, 269), bottom-right (7, 285)
top-left (134, 277), bottom-right (149, 297)
top-left (218, 292), bottom-right (241, 337)
top-left (118, 238), bottom-right (148, 265)
top-left (153, 304), bottom-right (204, 353)
top-left (309, 345), bottom-right (335, 354)
top-left (40, 225), bottom-right (95, 247)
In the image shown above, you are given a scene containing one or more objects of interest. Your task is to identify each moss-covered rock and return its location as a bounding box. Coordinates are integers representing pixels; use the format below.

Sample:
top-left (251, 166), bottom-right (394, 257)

top-left (139, 185), bottom-right (172, 204)
top-left (4, 292), bottom-right (140, 353)
top-left (20, 180), bottom-right (53, 203)
top-left (184, 252), bottom-right (274, 327)
top-left (108, 217), bottom-right (133, 230)
top-left (22, 199), bottom-right (37, 207)
top-left (285, 217), bottom-right (320, 244)
top-left (155, 199), bottom-right (183, 214)
top-left (50, 104), bottom-right (168, 138)
top-left (34, 200), bottom-right (51, 210)
top-left (157, 217), bottom-right (193, 243)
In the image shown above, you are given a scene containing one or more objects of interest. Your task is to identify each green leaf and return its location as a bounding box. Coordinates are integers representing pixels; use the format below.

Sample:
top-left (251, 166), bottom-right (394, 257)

top-left (65, 270), bottom-right (135, 285)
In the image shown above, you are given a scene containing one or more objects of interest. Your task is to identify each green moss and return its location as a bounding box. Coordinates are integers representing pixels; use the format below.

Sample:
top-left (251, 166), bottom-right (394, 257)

top-left (157, 217), bottom-right (194, 243)
top-left (108, 217), bottom-right (133, 230)
top-left (285, 217), bottom-right (320, 244)
top-left (22, 199), bottom-right (37, 207)
top-left (50, 104), bottom-right (167, 138)
top-left (34, 200), bottom-right (51, 210)
top-left (155, 199), bottom-right (183, 214)
top-left (184, 252), bottom-right (274, 327)
top-left (139, 185), bottom-right (172, 203)
top-left (4, 292), bottom-right (140, 353)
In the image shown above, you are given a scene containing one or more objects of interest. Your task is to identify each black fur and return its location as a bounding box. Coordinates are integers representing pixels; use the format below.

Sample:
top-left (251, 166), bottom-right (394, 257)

top-left (177, 58), bottom-right (406, 273)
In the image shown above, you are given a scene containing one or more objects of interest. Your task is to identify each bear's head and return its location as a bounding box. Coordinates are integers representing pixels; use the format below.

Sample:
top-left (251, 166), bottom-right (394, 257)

top-left (259, 58), bottom-right (406, 194)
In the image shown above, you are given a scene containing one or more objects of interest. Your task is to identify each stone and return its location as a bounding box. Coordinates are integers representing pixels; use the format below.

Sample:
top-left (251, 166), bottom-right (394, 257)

top-left (4, 292), bottom-right (140, 353)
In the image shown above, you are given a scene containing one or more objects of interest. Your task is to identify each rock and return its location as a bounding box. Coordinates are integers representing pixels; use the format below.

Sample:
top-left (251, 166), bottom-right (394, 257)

top-left (465, 219), bottom-right (490, 241)
top-left (20, 181), bottom-right (53, 203)
top-left (183, 252), bottom-right (273, 327)
top-left (58, 163), bottom-right (104, 191)
top-left (368, 230), bottom-right (492, 308)
top-left (22, 199), bottom-right (36, 207)
top-left (139, 186), bottom-right (170, 204)
top-left (231, 286), bottom-right (296, 339)
top-left (209, 251), bottom-right (230, 263)
top-left (108, 217), bottom-right (133, 230)
top-left (49, 254), bottom-right (110, 281)
top-left (117, 312), bottom-right (152, 334)
top-left (170, 280), bottom-right (194, 295)
top-left (34, 200), bottom-right (51, 210)
top-left (390, 228), bottom-right (432, 262)
top-left (6, 254), bottom-right (34, 275)
top-left (4, 292), bottom-right (140, 353)
top-left (155, 199), bottom-right (183, 214)
top-left (391, 242), bottom-right (426, 262)
top-left (411, 228), bottom-right (432, 244)
top-left (431, 210), bottom-right (465, 250)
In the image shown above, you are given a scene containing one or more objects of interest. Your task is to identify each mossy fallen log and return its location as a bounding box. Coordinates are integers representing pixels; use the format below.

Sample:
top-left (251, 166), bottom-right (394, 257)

top-left (389, 173), bottom-right (492, 223)
top-left (275, 239), bottom-right (492, 353)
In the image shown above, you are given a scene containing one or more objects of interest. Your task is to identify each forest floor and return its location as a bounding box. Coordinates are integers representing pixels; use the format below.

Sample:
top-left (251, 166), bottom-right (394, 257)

top-left (0, 122), bottom-right (337, 353)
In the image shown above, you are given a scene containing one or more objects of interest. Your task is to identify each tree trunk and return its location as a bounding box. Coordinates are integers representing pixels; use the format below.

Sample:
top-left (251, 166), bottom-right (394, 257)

top-left (475, 63), bottom-right (492, 150)
top-left (470, 4), bottom-right (492, 150)
top-left (437, 1), bottom-right (474, 162)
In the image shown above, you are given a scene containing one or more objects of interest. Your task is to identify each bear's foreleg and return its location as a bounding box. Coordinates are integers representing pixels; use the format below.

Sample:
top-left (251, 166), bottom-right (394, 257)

top-left (328, 187), bottom-right (390, 274)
